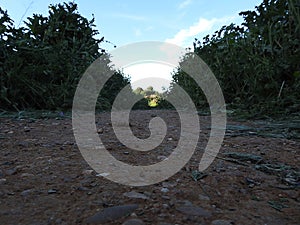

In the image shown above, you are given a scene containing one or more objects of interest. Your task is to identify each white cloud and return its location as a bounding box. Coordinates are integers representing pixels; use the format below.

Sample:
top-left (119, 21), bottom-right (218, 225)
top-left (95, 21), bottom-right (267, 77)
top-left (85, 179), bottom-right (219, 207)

top-left (178, 0), bottom-right (192, 10)
top-left (165, 17), bottom-right (216, 46)
top-left (165, 15), bottom-right (237, 47)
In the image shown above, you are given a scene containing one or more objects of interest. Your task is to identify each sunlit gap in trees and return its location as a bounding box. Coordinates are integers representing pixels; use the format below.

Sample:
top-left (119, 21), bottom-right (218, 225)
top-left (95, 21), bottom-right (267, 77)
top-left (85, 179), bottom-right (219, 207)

top-left (122, 62), bottom-right (174, 93)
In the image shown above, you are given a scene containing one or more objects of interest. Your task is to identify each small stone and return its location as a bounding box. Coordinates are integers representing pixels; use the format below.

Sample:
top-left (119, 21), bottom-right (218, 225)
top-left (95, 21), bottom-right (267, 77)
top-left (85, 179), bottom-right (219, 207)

top-left (24, 126), bottom-right (31, 132)
top-left (55, 218), bottom-right (63, 224)
top-left (97, 128), bottom-right (104, 134)
top-left (199, 194), bottom-right (210, 201)
top-left (21, 189), bottom-right (33, 196)
top-left (97, 172), bottom-right (110, 177)
top-left (143, 191), bottom-right (152, 198)
top-left (161, 187), bottom-right (169, 193)
top-left (239, 188), bottom-right (247, 194)
top-left (185, 165), bottom-right (191, 172)
top-left (285, 190), bottom-right (299, 200)
top-left (48, 189), bottom-right (57, 194)
top-left (248, 183), bottom-right (255, 188)
top-left (21, 173), bottom-right (34, 178)
top-left (162, 204), bottom-right (169, 209)
top-left (82, 169), bottom-right (94, 175)
top-left (130, 212), bottom-right (137, 217)
top-left (18, 141), bottom-right (30, 147)
top-left (77, 186), bottom-right (90, 191)
top-left (177, 206), bottom-right (212, 217)
top-left (0, 178), bottom-right (7, 184)
top-left (5, 168), bottom-right (17, 175)
top-left (122, 218), bottom-right (145, 225)
top-left (123, 191), bottom-right (149, 200)
top-left (177, 200), bottom-right (193, 206)
top-left (162, 181), bottom-right (176, 188)
top-left (2, 161), bottom-right (13, 166)
top-left (157, 155), bottom-right (168, 161)
top-left (86, 204), bottom-right (139, 224)
top-left (161, 195), bottom-right (170, 200)
top-left (211, 219), bottom-right (232, 225)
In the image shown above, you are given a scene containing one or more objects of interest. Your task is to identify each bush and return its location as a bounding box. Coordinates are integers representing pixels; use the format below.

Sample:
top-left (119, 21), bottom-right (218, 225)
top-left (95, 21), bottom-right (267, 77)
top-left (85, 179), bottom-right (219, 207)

top-left (172, 0), bottom-right (300, 117)
top-left (0, 2), bottom-right (130, 110)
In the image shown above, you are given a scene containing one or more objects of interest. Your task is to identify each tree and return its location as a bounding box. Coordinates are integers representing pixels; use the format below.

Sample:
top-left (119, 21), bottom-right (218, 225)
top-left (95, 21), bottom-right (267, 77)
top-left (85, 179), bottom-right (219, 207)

top-left (171, 0), bottom-right (300, 115)
top-left (144, 86), bottom-right (156, 96)
top-left (133, 87), bottom-right (144, 95)
top-left (0, 2), bottom-right (130, 110)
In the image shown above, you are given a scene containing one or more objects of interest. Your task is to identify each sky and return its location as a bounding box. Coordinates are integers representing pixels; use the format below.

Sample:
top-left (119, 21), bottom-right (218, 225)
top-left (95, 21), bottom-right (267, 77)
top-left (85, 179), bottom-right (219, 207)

top-left (1, 0), bottom-right (262, 92)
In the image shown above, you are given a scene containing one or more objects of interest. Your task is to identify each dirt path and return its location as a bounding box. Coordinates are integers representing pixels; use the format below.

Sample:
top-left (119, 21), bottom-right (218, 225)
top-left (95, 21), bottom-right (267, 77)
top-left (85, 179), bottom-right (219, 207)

top-left (0, 110), bottom-right (299, 225)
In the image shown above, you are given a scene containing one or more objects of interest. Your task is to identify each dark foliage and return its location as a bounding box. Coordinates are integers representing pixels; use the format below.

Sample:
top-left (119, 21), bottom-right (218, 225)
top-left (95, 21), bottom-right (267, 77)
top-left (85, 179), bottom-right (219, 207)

top-left (0, 2), bottom-right (129, 110)
top-left (172, 0), bottom-right (300, 117)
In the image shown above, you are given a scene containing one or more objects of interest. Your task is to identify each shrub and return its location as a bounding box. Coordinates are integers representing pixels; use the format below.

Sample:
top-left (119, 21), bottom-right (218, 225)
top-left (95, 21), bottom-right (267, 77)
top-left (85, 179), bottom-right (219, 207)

top-left (172, 0), bottom-right (300, 116)
top-left (0, 2), bottom-right (130, 110)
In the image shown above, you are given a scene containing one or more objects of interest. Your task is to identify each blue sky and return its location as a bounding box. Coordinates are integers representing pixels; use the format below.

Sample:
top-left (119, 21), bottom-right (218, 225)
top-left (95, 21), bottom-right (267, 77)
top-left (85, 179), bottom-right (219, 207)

top-left (1, 0), bottom-right (262, 91)
top-left (2, 0), bottom-right (262, 49)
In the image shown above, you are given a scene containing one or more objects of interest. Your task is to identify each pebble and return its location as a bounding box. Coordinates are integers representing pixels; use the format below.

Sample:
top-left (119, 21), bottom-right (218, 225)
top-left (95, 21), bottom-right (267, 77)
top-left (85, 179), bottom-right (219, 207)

top-left (161, 187), bottom-right (169, 193)
top-left (161, 195), bottom-right (170, 200)
top-left (63, 141), bottom-right (74, 145)
top-left (285, 190), bottom-right (299, 200)
top-left (239, 188), bottom-right (247, 194)
top-left (18, 141), bottom-right (30, 147)
top-left (77, 186), bottom-right (90, 191)
top-left (86, 204), bottom-right (139, 224)
top-left (199, 194), bottom-right (210, 201)
top-left (21, 189), bottom-right (34, 196)
top-left (211, 219), bottom-right (232, 225)
top-left (162, 181), bottom-right (176, 188)
top-left (162, 203), bottom-right (169, 209)
top-left (177, 206), bottom-right (212, 217)
top-left (24, 126), bottom-right (31, 132)
top-left (157, 155), bottom-right (168, 161)
top-left (122, 218), bottom-right (145, 225)
top-left (97, 128), bottom-right (104, 134)
top-left (123, 191), bottom-right (149, 200)
top-left (48, 189), bottom-right (57, 194)
top-left (176, 200), bottom-right (193, 206)
top-left (5, 167), bottom-right (18, 175)
top-left (0, 178), bottom-right (6, 184)
top-left (20, 173), bottom-right (34, 178)
top-left (82, 170), bottom-right (94, 175)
